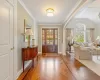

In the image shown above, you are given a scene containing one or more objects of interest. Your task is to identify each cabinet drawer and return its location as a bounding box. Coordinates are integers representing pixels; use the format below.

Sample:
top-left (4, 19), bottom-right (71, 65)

top-left (22, 47), bottom-right (38, 60)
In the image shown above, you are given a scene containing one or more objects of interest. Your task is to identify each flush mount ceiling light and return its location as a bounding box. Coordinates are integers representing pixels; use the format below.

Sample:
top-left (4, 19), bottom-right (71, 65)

top-left (46, 8), bottom-right (54, 17)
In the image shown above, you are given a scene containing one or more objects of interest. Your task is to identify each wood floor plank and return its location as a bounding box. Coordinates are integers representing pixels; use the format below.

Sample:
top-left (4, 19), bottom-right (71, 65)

top-left (23, 55), bottom-right (76, 80)
top-left (18, 54), bottom-right (100, 80)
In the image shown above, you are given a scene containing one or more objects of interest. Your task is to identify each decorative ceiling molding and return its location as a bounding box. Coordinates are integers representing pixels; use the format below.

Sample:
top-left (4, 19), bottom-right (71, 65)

top-left (18, 0), bottom-right (36, 21)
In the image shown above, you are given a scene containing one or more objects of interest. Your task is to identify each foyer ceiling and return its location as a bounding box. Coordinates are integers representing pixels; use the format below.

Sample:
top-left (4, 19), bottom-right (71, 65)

top-left (21, 0), bottom-right (80, 24)
top-left (75, 0), bottom-right (100, 23)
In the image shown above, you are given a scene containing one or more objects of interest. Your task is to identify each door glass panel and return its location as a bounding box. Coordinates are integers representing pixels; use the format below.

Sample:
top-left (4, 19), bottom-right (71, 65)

top-left (50, 30), bottom-right (53, 34)
top-left (49, 35), bottom-right (53, 39)
top-left (42, 35), bottom-right (44, 40)
top-left (42, 40), bottom-right (45, 45)
top-left (47, 35), bottom-right (50, 40)
top-left (47, 30), bottom-right (50, 34)
top-left (50, 40), bottom-right (53, 45)
top-left (55, 35), bottom-right (58, 39)
top-left (55, 30), bottom-right (58, 34)
top-left (55, 39), bottom-right (58, 45)
top-left (47, 40), bottom-right (50, 44)
top-left (42, 28), bottom-right (58, 53)
top-left (42, 30), bottom-right (45, 34)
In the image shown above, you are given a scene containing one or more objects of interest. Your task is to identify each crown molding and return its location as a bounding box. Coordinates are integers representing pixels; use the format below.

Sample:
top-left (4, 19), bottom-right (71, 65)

top-left (18, 0), bottom-right (36, 21)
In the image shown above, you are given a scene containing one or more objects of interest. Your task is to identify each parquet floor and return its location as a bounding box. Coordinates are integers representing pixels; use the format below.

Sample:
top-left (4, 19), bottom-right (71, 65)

top-left (18, 54), bottom-right (100, 80)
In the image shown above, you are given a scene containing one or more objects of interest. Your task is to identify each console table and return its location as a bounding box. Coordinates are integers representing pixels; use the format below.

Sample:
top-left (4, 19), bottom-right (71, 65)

top-left (22, 46), bottom-right (38, 72)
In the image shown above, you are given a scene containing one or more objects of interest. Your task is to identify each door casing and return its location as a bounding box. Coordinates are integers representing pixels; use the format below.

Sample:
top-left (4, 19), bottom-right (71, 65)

top-left (41, 27), bottom-right (59, 53)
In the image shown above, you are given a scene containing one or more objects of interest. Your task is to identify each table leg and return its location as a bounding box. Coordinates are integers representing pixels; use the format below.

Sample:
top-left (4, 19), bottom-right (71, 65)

top-left (23, 60), bottom-right (24, 72)
top-left (37, 55), bottom-right (38, 61)
top-left (32, 59), bottom-right (34, 67)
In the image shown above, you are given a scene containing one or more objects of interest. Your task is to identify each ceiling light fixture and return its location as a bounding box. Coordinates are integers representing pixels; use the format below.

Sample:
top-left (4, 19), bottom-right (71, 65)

top-left (46, 8), bottom-right (54, 17)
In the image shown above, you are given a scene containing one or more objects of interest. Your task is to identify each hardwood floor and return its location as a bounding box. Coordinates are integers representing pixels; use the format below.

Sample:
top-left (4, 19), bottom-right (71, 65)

top-left (61, 55), bottom-right (100, 80)
top-left (18, 54), bottom-right (100, 80)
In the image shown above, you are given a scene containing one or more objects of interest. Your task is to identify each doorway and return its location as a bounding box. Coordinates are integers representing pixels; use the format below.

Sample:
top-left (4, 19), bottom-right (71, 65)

top-left (42, 28), bottom-right (58, 53)
top-left (0, 0), bottom-right (14, 80)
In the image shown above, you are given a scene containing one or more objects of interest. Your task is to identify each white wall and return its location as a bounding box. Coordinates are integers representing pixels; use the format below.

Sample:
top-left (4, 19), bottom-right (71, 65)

top-left (67, 18), bottom-right (95, 29)
top-left (38, 25), bottom-right (63, 54)
top-left (16, 1), bottom-right (38, 78)
top-left (66, 18), bottom-right (97, 39)
top-left (34, 20), bottom-right (38, 46)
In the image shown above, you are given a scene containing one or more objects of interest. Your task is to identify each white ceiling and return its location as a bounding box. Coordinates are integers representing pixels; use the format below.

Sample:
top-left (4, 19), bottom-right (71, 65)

top-left (75, 0), bottom-right (100, 24)
top-left (21, 0), bottom-right (80, 24)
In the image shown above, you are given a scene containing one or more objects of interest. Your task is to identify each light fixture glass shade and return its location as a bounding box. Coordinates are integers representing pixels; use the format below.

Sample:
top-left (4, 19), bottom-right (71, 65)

top-left (46, 8), bottom-right (54, 17)
top-left (25, 28), bottom-right (33, 35)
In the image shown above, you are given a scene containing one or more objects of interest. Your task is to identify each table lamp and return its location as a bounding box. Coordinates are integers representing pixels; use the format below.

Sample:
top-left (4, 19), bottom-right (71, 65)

top-left (96, 36), bottom-right (100, 46)
top-left (25, 28), bottom-right (33, 47)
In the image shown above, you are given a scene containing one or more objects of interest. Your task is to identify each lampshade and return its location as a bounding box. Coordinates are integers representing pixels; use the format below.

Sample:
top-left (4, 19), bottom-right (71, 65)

top-left (96, 36), bottom-right (100, 44)
top-left (25, 28), bottom-right (33, 36)
top-left (46, 8), bottom-right (54, 17)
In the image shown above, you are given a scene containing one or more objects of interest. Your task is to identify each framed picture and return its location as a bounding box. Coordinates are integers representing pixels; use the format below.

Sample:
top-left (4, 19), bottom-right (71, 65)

top-left (24, 19), bottom-right (33, 42)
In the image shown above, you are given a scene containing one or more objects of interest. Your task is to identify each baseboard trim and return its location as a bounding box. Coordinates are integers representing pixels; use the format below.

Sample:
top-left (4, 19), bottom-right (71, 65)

top-left (16, 60), bottom-right (32, 79)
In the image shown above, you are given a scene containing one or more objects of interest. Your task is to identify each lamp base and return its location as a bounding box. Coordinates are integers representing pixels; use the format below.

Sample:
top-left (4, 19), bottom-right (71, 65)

top-left (27, 35), bottom-right (31, 48)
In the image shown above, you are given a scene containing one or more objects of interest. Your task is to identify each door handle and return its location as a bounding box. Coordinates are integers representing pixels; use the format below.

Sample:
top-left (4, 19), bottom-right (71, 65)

top-left (11, 47), bottom-right (14, 50)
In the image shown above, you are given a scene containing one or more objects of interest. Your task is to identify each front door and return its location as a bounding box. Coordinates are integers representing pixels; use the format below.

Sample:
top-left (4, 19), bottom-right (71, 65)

top-left (0, 0), bottom-right (14, 80)
top-left (42, 28), bottom-right (58, 53)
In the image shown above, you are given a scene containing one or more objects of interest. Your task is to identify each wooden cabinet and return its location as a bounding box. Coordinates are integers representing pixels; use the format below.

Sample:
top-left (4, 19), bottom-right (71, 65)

top-left (22, 47), bottom-right (38, 72)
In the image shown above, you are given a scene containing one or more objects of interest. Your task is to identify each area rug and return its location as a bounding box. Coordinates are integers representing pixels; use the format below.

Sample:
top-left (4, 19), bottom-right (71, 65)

top-left (79, 55), bottom-right (100, 76)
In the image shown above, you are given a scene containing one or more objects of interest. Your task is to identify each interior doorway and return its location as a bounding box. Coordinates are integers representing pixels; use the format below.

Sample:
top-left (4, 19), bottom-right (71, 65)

top-left (42, 28), bottom-right (58, 53)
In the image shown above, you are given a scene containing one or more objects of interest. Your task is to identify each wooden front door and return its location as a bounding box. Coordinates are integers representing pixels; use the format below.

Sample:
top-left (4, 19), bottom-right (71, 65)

top-left (42, 28), bottom-right (58, 53)
top-left (0, 0), bottom-right (14, 80)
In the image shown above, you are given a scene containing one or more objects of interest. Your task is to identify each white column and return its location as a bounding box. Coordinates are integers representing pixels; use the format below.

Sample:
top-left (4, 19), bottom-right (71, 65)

top-left (63, 28), bottom-right (66, 55)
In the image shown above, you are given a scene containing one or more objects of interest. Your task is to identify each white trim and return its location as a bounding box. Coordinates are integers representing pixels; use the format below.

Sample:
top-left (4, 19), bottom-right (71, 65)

top-left (63, 0), bottom-right (83, 24)
top-left (6, 0), bottom-right (14, 6)
top-left (38, 24), bottom-right (62, 26)
top-left (63, 0), bottom-right (84, 27)
top-left (13, 0), bottom-right (18, 79)
top-left (41, 27), bottom-right (59, 54)
top-left (16, 60), bottom-right (32, 79)
top-left (17, 0), bottom-right (35, 21)
top-left (64, 0), bottom-right (94, 28)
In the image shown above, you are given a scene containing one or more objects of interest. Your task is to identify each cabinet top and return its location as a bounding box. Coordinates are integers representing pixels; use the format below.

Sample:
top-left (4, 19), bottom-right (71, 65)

top-left (22, 46), bottom-right (38, 49)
